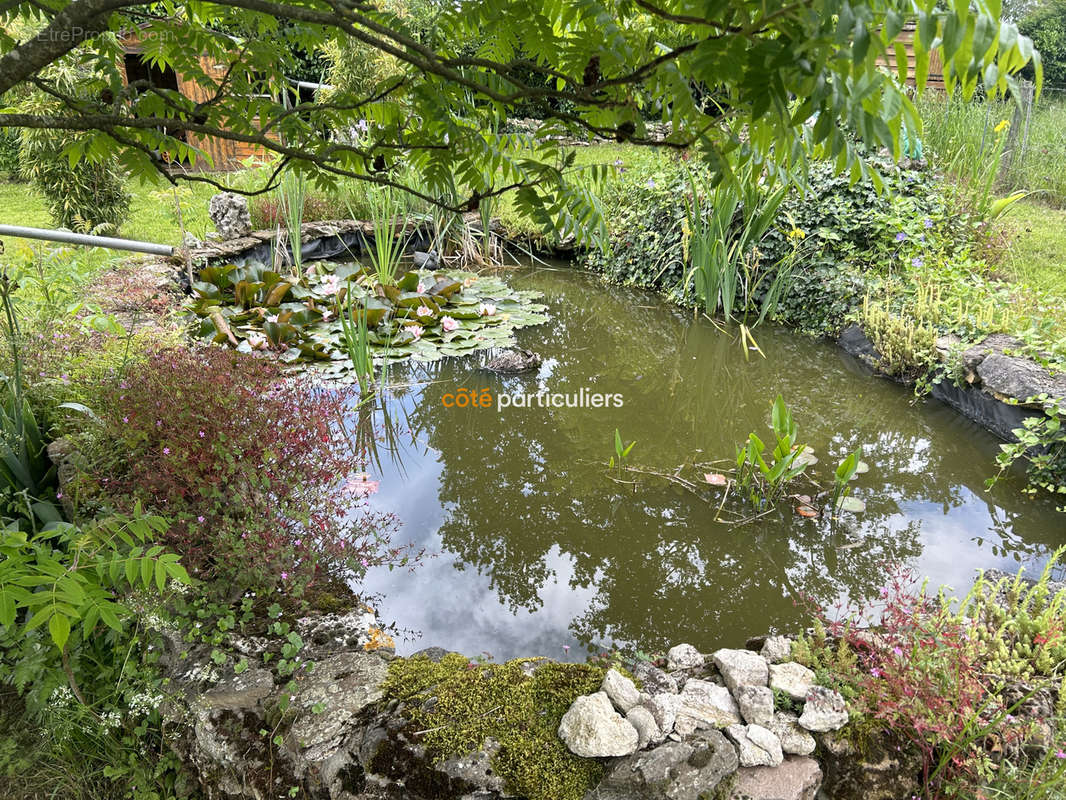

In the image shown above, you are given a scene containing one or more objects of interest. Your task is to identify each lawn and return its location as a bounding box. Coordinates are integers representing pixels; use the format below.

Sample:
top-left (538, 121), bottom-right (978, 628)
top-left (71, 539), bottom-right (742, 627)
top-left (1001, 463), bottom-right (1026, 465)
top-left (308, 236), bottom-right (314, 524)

top-left (0, 174), bottom-right (218, 277)
top-left (999, 198), bottom-right (1066, 299)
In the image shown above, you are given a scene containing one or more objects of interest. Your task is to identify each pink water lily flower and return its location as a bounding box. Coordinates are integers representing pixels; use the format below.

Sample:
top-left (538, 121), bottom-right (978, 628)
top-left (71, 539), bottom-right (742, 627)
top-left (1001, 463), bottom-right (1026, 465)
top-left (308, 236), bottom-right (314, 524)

top-left (478, 303), bottom-right (497, 317)
top-left (320, 274), bottom-right (342, 296)
top-left (408, 324), bottom-right (425, 341)
top-left (441, 316), bottom-right (459, 332)
top-left (416, 281), bottom-right (427, 294)
top-left (344, 475), bottom-right (381, 497)
top-left (247, 333), bottom-right (269, 350)
top-left (416, 304), bottom-right (433, 317)
top-left (321, 309), bottom-right (334, 322)
top-left (265, 314), bottom-right (279, 323)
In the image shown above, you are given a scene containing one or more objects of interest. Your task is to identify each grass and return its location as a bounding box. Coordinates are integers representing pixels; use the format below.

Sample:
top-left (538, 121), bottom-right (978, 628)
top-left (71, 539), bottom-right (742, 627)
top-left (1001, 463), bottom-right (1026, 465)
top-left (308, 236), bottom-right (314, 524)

top-left (0, 174), bottom-right (218, 291)
top-left (999, 198), bottom-right (1066, 299)
top-left (916, 89), bottom-right (1066, 207)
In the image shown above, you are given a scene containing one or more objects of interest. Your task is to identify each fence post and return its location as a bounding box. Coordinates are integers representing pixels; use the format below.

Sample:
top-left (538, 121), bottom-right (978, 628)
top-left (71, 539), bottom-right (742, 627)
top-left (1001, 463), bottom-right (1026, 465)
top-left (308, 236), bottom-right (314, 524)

top-left (1002, 79), bottom-right (1034, 185)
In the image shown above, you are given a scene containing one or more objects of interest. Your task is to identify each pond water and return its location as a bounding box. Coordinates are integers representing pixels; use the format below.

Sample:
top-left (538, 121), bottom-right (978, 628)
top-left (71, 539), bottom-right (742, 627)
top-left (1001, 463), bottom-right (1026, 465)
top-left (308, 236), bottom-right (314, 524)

top-left (358, 265), bottom-right (1066, 662)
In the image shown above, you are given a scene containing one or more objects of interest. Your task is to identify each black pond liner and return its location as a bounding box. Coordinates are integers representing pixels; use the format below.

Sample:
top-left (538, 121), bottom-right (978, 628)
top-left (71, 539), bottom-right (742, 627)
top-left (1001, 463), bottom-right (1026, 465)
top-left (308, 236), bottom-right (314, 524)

top-left (226, 226), bottom-right (436, 268)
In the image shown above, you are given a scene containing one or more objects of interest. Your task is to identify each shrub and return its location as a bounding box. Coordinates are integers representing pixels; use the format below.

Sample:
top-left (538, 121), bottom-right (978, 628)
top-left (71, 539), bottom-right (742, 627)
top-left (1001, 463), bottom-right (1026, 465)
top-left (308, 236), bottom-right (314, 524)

top-left (1021, 0), bottom-right (1066, 89)
top-left (18, 132), bottom-right (131, 232)
top-left (796, 563), bottom-right (1066, 799)
top-left (14, 74), bottom-right (131, 232)
top-left (73, 346), bottom-right (410, 602)
top-left (0, 129), bottom-right (20, 181)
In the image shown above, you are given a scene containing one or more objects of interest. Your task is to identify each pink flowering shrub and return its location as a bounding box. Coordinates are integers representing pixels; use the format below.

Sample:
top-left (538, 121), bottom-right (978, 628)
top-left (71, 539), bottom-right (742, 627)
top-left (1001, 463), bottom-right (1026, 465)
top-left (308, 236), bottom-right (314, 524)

top-left (76, 346), bottom-right (409, 601)
top-left (796, 569), bottom-right (1052, 799)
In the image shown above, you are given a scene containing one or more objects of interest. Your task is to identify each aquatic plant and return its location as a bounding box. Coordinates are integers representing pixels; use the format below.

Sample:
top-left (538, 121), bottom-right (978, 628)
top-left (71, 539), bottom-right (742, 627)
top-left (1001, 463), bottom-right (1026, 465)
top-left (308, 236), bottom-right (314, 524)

top-left (279, 170), bottom-right (308, 275)
top-left (733, 394), bottom-right (810, 507)
top-left (608, 428), bottom-right (635, 472)
top-left (830, 448), bottom-right (866, 514)
top-left (360, 184), bottom-right (409, 287)
top-left (188, 260), bottom-right (548, 373)
top-left (682, 162), bottom-right (793, 333)
top-left (339, 284), bottom-right (375, 395)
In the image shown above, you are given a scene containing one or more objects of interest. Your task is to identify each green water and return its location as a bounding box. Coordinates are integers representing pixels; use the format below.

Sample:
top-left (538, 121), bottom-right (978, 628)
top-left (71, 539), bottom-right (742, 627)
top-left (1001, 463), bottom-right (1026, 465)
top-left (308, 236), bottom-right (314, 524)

top-left (361, 265), bottom-right (1065, 661)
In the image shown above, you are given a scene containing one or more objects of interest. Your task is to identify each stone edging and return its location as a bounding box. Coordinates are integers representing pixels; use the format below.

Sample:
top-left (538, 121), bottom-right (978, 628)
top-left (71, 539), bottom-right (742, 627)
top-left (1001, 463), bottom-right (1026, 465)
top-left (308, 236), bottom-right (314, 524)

top-left (838, 324), bottom-right (1066, 444)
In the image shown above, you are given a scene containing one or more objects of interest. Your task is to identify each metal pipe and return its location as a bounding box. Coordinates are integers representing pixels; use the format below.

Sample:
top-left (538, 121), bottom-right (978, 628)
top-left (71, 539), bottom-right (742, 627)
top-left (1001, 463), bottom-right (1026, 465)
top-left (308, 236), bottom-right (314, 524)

top-left (0, 224), bottom-right (174, 257)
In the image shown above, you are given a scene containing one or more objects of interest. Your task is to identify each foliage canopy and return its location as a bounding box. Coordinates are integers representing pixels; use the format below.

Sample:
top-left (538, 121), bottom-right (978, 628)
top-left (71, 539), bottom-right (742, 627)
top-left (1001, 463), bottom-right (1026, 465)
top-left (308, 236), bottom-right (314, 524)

top-left (0, 0), bottom-right (1044, 241)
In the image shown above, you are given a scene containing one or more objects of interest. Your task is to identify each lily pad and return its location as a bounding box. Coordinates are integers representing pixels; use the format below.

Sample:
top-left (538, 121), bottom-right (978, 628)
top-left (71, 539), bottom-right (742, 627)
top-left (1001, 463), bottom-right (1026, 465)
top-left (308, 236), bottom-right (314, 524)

top-left (836, 496), bottom-right (866, 513)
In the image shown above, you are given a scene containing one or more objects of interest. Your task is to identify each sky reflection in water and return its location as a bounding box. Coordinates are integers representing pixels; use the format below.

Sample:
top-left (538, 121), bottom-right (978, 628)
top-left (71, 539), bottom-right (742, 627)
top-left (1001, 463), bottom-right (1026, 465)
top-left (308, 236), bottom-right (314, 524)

top-left (358, 267), bottom-right (1065, 661)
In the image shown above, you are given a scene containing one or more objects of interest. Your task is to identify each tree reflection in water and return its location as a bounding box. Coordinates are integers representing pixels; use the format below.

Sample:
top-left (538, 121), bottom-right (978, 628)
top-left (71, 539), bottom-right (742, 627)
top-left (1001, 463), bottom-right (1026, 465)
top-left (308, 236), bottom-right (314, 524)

top-left (353, 266), bottom-right (1066, 658)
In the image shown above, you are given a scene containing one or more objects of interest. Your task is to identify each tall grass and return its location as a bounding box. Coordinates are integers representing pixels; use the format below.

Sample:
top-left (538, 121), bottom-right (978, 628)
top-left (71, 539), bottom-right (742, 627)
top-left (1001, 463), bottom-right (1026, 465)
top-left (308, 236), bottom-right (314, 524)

top-left (917, 89), bottom-right (1066, 207)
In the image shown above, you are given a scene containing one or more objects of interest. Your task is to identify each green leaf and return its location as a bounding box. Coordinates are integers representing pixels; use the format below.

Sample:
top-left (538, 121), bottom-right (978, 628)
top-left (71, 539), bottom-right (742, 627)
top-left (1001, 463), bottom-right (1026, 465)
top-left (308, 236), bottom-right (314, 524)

top-left (49, 612), bottom-right (71, 651)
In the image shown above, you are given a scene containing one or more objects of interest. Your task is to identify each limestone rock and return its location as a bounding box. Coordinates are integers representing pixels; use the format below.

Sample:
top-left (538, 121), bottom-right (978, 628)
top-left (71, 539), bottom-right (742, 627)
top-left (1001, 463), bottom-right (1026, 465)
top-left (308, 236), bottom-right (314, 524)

top-left (645, 692), bottom-right (682, 736)
top-left (632, 660), bottom-right (679, 696)
top-left (769, 662), bottom-right (815, 703)
top-left (603, 668), bottom-right (641, 713)
top-left (768, 712), bottom-right (816, 756)
top-left (287, 652), bottom-right (389, 762)
top-left (759, 635), bottom-right (793, 664)
top-left (588, 730), bottom-right (739, 800)
top-left (208, 192), bottom-right (253, 240)
top-left (559, 692), bottom-right (640, 758)
top-left (678, 678), bottom-right (741, 729)
top-left (439, 737), bottom-right (505, 794)
top-left (735, 685), bottom-right (774, 727)
top-left (725, 724), bottom-right (784, 768)
top-left (626, 705), bottom-right (662, 749)
top-left (798, 686), bottom-right (849, 733)
top-left (978, 351), bottom-right (1066, 403)
top-left (667, 643), bottom-right (705, 671)
top-left (195, 668), bottom-right (274, 712)
top-left (728, 756), bottom-right (822, 800)
top-left (712, 649), bottom-right (769, 692)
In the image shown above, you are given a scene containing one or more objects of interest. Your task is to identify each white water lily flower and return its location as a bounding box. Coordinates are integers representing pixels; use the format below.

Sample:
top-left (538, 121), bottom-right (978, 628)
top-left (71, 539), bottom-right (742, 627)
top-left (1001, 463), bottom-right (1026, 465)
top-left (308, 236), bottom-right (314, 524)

top-left (479, 303), bottom-right (497, 316)
top-left (416, 305), bottom-right (432, 317)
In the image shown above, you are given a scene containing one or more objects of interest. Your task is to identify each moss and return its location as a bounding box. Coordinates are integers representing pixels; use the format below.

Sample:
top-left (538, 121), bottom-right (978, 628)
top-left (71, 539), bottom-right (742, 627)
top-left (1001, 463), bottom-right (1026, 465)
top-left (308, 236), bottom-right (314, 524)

top-left (382, 654), bottom-right (607, 800)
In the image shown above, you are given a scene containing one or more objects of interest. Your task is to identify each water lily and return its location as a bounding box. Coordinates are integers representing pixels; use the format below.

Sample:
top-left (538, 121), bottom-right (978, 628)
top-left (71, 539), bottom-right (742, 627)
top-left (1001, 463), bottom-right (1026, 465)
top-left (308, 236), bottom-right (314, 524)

top-left (344, 475), bottom-right (380, 497)
top-left (479, 303), bottom-right (497, 316)
top-left (248, 332), bottom-right (269, 350)
top-left (417, 281), bottom-right (427, 294)
top-left (321, 309), bottom-right (334, 322)
top-left (416, 304), bottom-right (432, 317)
top-left (408, 324), bottom-right (425, 341)
top-left (320, 274), bottom-right (342, 296)
top-left (266, 314), bottom-right (279, 323)
top-left (441, 316), bottom-right (459, 332)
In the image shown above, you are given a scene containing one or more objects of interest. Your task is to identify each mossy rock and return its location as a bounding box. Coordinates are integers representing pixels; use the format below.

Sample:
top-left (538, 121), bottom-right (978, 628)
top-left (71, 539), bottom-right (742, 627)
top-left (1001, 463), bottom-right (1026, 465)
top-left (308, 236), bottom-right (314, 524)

top-left (382, 653), bottom-right (607, 800)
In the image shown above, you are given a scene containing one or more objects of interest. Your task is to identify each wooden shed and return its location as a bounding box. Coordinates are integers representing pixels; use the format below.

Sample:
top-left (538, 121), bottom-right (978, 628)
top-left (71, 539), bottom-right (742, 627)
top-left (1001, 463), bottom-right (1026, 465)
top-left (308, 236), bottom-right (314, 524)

top-left (118, 26), bottom-right (272, 171)
top-left (878, 23), bottom-right (946, 90)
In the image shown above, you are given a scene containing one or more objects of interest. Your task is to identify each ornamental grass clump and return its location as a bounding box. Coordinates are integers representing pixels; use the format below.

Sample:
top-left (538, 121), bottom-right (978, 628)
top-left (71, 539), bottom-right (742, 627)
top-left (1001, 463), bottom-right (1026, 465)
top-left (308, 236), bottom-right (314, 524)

top-left (74, 346), bottom-right (410, 602)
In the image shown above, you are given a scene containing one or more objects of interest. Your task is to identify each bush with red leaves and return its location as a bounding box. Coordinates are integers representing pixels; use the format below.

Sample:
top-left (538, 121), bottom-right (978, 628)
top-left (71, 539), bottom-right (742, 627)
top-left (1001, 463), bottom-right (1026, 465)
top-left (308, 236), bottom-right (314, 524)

top-left (797, 570), bottom-right (1044, 799)
top-left (76, 346), bottom-right (408, 601)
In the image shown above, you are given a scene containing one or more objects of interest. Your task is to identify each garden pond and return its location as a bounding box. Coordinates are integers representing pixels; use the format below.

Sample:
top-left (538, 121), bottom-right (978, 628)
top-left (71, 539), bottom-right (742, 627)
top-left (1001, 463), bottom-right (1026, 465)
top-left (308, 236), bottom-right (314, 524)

top-left (354, 264), bottom-right (1066, 661)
